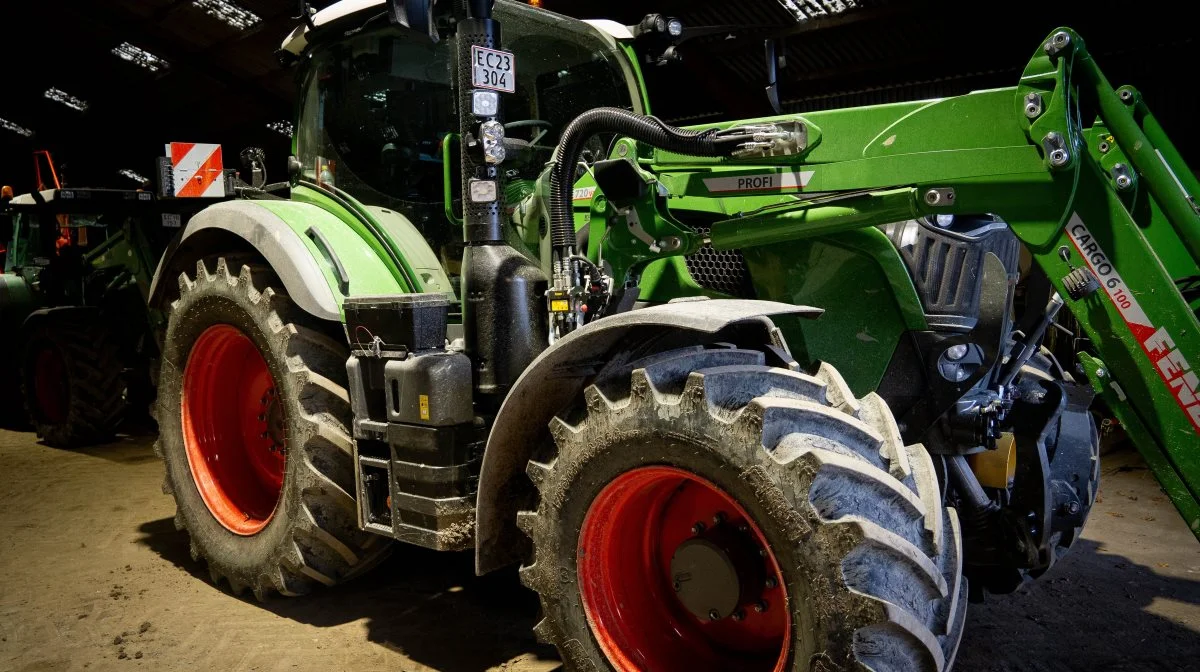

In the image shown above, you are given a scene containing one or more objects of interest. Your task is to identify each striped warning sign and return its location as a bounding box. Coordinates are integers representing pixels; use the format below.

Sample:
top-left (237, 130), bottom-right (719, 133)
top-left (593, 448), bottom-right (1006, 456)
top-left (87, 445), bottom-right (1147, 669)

top-left (167, 142), bottom-right (225, 198)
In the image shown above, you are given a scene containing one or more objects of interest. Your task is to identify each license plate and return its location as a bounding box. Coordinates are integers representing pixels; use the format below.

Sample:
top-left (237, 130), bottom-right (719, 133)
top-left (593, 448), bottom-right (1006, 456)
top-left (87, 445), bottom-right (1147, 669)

top-left (471, 45), bottom-right (515, 93)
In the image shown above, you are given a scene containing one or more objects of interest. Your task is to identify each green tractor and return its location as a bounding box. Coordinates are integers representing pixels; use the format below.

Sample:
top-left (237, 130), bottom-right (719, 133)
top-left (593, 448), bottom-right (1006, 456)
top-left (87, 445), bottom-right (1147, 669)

top-left (144, 0), bottom-right (1199, 669)
top-left (0, 186), bottom-right (214, 446)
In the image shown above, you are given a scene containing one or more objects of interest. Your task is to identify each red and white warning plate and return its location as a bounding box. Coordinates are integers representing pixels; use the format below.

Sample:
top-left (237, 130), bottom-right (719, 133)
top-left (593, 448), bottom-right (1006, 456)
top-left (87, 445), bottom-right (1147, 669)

top-left (167, 142), bottom-right (225, 198)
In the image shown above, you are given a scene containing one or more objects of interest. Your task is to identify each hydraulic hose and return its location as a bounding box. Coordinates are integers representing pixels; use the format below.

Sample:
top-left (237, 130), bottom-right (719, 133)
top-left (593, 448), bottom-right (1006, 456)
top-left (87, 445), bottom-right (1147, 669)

top-left (548, 108), bottom-right (727, 252)
top-left (946, 455), bottom-right (1002, 537)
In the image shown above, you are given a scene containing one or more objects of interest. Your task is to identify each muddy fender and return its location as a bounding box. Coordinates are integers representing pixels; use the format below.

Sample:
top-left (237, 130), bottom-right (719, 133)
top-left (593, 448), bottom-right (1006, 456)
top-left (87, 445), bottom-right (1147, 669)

top-left (474, 298), bottom-right (821, 574)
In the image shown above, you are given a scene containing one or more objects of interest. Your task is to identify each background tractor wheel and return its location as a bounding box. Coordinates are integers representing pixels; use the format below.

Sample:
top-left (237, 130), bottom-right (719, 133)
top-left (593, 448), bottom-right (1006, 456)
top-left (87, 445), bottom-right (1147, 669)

top-left (519, 346), bottom-right (966, 672)
top-left (20, 315), bottom-right (124, 448)
top-left (155, 258), bottom-right (389, 598)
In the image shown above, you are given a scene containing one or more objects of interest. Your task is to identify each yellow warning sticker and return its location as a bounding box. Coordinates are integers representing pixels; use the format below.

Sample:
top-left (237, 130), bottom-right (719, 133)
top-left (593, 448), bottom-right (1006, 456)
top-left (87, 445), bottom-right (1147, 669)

top-left (419, 394), bottom-right (430, 421)
top-left (550, 299), bottom-right (570, 312)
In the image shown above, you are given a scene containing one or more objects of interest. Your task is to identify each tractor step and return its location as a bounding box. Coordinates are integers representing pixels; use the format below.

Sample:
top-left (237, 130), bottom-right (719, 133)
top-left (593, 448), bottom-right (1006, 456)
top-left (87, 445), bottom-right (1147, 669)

top-left (344, 294), bottom-right (483, 551)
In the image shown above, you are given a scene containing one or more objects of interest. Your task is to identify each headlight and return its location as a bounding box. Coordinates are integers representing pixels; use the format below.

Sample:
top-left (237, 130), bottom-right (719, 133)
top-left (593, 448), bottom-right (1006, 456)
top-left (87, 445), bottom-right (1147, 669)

top-left (471, 89), bottom-right (500, 117)
top-left (667, 18), bottom-right (683, 37)
top-left (468, 178), bottom-right (498, 203)
top-left (480, 120), bottom-right (506, 164)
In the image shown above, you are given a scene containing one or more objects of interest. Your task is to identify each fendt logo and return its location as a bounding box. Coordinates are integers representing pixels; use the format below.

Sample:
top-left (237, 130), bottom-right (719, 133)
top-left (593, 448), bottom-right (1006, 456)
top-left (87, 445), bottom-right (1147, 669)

top-left (1067, 214), bottom-right (1200, 433)
top-left (1144, 328), bottom-right (1200, 427)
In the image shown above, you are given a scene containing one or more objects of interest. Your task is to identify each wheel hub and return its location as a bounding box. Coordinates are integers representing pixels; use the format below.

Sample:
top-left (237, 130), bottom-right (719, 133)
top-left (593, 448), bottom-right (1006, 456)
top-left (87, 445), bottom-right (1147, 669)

top-left (577, 466), bottom-right (790, 671)
top-left (181, 324), bottom-right (286, 536)
top-left (671, 523), bottom-right (768, 622)
top-left (259, 388), bottom-right (286, 452)
top-left (32, 346), bottom-right (69, 425)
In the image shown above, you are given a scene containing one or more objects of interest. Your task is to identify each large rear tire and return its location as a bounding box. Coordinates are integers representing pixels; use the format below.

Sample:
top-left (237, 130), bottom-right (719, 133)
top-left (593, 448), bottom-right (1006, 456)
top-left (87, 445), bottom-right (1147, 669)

top-left (155, 258), bottom-right (388, 598)
top-left (20, 315), bottom-right (124, 448)
top-left (519, 346), bottom-right (966, 671)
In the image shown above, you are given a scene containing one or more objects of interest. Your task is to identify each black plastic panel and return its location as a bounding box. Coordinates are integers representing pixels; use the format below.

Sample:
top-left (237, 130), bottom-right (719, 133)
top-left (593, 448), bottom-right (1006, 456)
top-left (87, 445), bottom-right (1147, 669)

top-left (882, 216), bottom-right (1020, 329)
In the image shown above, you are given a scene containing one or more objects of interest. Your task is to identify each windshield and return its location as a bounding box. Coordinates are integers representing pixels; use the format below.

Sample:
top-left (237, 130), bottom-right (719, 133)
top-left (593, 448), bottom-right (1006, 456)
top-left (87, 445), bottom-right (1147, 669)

top-left (295, 4), bottom-right (637, 275)
top-left (5, 211), bottom-right (121, 272)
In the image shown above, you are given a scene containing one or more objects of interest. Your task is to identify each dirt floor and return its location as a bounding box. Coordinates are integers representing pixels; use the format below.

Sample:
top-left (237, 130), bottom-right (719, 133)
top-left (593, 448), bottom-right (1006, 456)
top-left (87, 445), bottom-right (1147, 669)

top-left (0, 428), bottom-right (1197, 672)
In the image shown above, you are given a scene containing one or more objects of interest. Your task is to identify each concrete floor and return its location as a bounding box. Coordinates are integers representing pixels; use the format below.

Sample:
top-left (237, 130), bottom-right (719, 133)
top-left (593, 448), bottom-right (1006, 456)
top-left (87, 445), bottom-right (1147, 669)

top-left (0, 428), bottom-right (1197, 672)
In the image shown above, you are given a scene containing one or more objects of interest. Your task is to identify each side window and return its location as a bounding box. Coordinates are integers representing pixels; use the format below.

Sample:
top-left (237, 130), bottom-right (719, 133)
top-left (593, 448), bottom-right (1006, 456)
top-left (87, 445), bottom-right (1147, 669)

top-left (297, 30), bottom-right (465, 286)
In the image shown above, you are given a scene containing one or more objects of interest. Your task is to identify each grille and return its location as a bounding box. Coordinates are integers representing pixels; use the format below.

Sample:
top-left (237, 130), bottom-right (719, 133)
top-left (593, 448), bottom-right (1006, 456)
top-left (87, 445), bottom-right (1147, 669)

top-left (882, 217), bottom-right (1020, 322)
top-left (683, 225), bottom-right (756, 298)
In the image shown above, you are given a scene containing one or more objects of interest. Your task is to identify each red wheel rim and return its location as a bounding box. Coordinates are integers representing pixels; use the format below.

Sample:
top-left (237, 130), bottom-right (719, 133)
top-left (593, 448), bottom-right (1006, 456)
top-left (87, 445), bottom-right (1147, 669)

top-left (33, 347), bottom-right (69, 424)
top-left (578, 466), bottom-right (790, 672)
top-left (181, 325), bottom-right (286, 535)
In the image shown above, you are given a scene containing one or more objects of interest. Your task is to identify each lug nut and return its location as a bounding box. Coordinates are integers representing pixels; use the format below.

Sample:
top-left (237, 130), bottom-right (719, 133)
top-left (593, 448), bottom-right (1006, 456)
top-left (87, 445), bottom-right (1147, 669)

top-left (708, 609), bottom-right (721, 621)
top-left (765, 577), bottom-right (778, 589)
top-left (731, 610), bottom-right (745, 622)
top-left (737, 524), bottom-right (750, 534)
top-left (691, 522), bottom-right (706, 535)
top-left (712, 512), bottom-right (726, 525)
top-left (753, 601), bottom-right (768, 613)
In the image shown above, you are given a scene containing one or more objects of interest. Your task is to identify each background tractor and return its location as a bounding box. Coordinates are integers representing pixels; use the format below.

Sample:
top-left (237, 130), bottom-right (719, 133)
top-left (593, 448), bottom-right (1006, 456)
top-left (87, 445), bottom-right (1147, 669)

top-left (138, 0), bottom-right (1199, 669)
top-left (0, 178), bottom-right (226, 446)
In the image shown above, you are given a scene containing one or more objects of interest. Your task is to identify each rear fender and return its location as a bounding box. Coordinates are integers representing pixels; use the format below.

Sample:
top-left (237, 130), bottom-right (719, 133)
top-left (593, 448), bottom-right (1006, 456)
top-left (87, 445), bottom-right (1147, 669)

top-left (474, 298), bottom-right (821, 574)
top-left (147, 200), bottom-right (408, 321)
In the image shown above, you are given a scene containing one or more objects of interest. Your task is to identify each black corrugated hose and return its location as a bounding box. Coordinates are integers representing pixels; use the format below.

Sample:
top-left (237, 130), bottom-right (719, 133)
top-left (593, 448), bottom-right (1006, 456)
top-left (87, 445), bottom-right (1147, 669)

top-left (548, 108), bottom-right (732, 253)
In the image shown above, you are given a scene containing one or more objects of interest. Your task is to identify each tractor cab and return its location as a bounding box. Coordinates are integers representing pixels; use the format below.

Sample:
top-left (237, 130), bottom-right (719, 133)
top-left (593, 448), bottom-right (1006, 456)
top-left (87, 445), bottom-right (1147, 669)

top-left (285, 0), bottom-right (644, 296)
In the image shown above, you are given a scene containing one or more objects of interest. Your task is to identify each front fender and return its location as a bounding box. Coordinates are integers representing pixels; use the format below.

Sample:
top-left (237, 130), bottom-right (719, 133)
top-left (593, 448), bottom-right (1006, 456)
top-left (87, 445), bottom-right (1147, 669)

top-left (474, 298), bottom-right (821, 574)
top-left (148, 200), bottom-right (408, 321)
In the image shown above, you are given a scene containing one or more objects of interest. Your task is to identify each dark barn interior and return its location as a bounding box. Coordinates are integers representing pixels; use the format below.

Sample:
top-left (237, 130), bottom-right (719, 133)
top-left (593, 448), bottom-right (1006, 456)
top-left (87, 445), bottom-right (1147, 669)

top-left (2, 0), bottom-right (1196, 191)
top-left (1, 3), bottom-right (1199, 671)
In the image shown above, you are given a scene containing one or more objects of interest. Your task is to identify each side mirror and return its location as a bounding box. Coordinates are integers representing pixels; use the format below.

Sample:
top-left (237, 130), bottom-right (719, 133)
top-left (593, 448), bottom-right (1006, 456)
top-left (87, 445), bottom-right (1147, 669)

top-left (388, 0), bottom-right (439, 42)
top-left (764, 39), bottom-right (783, 115)
top-left (287, 155), bottom-right (303, 187)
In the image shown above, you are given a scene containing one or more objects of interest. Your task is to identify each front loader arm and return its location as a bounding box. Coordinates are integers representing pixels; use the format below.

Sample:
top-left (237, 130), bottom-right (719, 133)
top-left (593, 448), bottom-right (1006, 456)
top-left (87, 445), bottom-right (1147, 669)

top-left (589, 28), bottom-right (1200, 536)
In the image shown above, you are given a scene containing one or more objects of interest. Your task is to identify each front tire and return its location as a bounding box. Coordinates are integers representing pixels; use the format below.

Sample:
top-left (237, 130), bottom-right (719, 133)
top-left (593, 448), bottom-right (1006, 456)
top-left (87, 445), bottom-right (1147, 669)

top-left (155, 258), bottom-right (388, 598)
top-left (520, 346), bottom-right (966, 671)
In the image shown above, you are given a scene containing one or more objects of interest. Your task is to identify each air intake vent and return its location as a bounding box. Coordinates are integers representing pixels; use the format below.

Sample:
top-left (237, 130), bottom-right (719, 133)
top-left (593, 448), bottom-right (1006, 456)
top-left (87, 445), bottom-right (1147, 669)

top-left (682, 224), bottom-right (756, 298)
